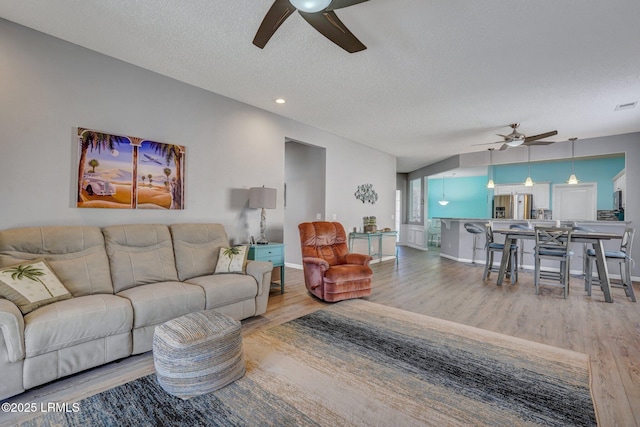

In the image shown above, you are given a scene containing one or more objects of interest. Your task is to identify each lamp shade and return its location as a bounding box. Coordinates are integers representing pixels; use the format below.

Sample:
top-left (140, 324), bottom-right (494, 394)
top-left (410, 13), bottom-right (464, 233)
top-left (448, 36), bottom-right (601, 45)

top-left (249, 187), bottom-right (277, 209)
top-left (289, 0), bottom-right (331, 12)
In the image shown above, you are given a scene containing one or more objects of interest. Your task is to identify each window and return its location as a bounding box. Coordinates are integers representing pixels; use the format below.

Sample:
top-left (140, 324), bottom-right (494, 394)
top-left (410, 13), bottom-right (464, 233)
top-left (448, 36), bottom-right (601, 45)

top-left (408, 178), bottom-right (422, 223)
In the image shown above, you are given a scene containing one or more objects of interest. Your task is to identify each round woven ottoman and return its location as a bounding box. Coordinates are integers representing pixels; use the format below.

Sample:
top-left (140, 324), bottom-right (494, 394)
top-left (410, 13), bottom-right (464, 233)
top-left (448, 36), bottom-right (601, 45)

top-left (153, 310), bottom-right (245, 399)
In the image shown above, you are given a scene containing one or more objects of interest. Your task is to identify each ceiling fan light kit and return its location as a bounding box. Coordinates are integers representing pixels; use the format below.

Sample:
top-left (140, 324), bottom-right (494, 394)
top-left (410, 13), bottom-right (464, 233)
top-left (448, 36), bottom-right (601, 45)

top-left (289, 0), bottom-right (331, 13)
top-left (505, 139), bottom-right (525, 148)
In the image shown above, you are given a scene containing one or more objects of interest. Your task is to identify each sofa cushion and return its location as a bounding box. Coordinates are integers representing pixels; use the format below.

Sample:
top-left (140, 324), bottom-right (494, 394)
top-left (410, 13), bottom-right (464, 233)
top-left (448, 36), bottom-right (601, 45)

top-left (117, 282), bottom-right (205, 328)
top-left (23, 294), bottom-right (133, 358)
top-left (185, 274), bottom-right (257, 310)
top-left (0, 226), bottom-right (113, 296)
top-left (103, 224), bottom-right (179, 293)
top-left (169, 224), bottom-right (229, 281)
top-left (0, 259), bottom-right (72, 314)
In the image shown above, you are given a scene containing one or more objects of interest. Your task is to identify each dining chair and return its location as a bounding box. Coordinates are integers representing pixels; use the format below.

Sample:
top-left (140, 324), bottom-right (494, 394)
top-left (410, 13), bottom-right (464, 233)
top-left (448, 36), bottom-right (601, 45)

top-left (464, 223), bottom-right (484, 265)
top-left (483, 223), bottom-right (518, 282)
top-left (585, 227), bottom-right (635, 302)
top-left (534, 226), bottom-right (574, 298)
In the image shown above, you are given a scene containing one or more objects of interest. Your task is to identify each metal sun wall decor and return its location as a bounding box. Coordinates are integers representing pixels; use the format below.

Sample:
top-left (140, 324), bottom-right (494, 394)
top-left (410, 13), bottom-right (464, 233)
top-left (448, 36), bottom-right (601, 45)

top-left (76, 127), bottom-right (185, 210)
top-left (354, 184), bottom-right (378, 204)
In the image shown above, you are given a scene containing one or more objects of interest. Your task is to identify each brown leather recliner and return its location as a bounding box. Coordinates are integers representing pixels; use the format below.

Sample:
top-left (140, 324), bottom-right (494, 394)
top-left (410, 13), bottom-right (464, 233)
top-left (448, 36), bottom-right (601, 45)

top-left (298, 221), bottom-right (373, 302)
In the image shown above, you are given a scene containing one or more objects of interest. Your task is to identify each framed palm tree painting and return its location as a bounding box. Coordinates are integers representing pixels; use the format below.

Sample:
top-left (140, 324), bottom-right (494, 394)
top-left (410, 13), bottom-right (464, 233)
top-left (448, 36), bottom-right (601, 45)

top-left (76, 127), bottom-right (185, 209)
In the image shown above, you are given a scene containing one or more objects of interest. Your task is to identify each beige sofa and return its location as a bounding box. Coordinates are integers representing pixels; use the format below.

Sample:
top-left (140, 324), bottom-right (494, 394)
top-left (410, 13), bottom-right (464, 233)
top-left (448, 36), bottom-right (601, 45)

top-left (0, 223), bottom-right (273, 400)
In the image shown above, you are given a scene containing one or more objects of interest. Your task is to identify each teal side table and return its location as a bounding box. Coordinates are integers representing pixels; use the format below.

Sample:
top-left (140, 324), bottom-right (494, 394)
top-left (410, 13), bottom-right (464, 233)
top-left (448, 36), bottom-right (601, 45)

top-left (248, 243), bottom-right (285, 294)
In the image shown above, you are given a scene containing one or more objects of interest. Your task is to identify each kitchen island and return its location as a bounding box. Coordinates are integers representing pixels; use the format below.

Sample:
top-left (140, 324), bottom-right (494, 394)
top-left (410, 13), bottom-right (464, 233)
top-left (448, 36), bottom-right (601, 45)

top-left (438, 218), bottom-right (630, 275)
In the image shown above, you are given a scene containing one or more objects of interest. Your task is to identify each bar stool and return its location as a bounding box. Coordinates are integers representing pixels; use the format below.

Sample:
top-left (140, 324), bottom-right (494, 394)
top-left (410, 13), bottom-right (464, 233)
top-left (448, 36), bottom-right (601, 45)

top-left (464, 223), bottom-right (485, 265)
top-left (572, 225), bottom-right (594, 279)
top-left (483, 223), bottom-right (518, 281)
top-left (534, 226), bottom-right (573, 299)
top-left (585, 227), bottom-right (635, 302)
top-left (510, 223), bottom-right (532, 270)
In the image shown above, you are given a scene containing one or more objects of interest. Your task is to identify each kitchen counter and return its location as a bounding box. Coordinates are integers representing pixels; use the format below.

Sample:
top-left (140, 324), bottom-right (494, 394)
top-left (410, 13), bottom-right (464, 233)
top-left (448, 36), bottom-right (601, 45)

top-left (437, 218), bottom-right (631, 273)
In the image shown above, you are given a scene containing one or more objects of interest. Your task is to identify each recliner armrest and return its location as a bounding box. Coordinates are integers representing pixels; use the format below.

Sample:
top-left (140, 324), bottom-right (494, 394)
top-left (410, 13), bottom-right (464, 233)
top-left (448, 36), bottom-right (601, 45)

top-left (345, 253), bottom-right (373, 266)
top-left (0, 299), bottom-right (25, 362)
top-left (302, 257), bottom-right (330, 270)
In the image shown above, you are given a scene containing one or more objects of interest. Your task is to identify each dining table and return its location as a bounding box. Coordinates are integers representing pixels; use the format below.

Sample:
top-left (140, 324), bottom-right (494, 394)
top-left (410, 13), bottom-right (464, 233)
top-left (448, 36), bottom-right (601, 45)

top-left (492, 228), bottom-right (623, 303)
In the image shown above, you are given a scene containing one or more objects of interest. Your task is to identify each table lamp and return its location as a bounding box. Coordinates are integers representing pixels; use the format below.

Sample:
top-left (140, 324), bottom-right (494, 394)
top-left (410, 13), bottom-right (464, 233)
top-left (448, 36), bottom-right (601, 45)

top-left (249, 186), bottom-right (277, 244)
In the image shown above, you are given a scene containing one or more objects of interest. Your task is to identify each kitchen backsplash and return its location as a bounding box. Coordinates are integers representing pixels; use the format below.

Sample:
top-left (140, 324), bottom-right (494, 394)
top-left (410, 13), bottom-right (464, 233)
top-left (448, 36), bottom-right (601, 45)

top-left (597, 210), bottom-right (619, 221)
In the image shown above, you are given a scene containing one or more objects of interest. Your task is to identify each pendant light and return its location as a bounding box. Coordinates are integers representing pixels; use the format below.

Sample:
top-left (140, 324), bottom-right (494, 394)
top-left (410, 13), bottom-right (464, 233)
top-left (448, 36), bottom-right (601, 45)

top-left (487, 148), bottom-right (495, 189)
top-left (567, 137), bottom-right (579, 184)
top-left (524, 146), bottom-right (534, 187)
top-left (438, 175), bottom-right (449, 206)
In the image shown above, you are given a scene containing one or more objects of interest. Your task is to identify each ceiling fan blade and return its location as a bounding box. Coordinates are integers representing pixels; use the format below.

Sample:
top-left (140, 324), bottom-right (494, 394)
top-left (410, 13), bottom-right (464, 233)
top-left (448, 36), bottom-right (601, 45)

top-left (326, 0), bottom-right (369, 11)
top-left (471, 141), bottom-right (503, 146)
top-left (499, 143), bottom-right (510, 151)
top-left (524, 140), bottom-right (555, 146)
top-left (299, 10), bottom-right (366, 53)
top-left (524, 130), bottom-right (558, 143)
top-left (253, 0), bottom-right (296, 49)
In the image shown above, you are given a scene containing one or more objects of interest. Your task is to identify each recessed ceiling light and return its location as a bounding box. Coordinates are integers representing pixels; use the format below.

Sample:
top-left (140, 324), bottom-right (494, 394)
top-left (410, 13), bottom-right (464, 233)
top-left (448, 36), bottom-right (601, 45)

top-left (275, 98), bottom-right (286, 104)
top-left (615, 101), bottom-right (637, 111)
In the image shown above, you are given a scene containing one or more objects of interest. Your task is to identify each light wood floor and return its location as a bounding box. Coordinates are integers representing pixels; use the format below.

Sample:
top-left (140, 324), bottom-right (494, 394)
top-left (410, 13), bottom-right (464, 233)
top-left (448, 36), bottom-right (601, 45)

top-left (2, 246), bottom-right (639, 426)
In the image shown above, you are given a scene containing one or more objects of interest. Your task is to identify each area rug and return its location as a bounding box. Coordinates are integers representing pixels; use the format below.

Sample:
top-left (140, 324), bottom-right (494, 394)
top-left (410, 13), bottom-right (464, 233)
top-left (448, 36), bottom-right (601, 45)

top-left (19, 300), bottom-right (598, 426)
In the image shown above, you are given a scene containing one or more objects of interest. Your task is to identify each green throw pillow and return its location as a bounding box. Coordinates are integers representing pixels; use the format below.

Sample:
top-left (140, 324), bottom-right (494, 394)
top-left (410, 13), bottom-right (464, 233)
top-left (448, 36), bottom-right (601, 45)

top-left (214, 246), bottom-right (248, 274)
top-left (0, 259), bottom-right (72, 314)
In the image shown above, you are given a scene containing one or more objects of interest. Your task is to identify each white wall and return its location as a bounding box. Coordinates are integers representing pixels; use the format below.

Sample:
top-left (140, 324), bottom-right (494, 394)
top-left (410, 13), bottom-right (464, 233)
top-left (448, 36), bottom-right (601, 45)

top-left (0, 19), bottom-right (396, 265)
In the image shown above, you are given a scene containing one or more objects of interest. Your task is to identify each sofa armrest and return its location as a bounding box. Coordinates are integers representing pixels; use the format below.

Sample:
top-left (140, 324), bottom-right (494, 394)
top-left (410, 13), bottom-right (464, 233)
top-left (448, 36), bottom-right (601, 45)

top-left (0, 299), bottom-right (25, 363)
top-left (345, 253), bottom-right (373, 266)
top-left (246, 260), bottom-right (273, 297)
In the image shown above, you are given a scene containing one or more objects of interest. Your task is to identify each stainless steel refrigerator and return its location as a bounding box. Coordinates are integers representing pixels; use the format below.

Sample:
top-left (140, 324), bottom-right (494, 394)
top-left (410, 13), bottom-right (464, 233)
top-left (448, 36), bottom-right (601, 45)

top-left (493, 194), bottom-right (533, 219)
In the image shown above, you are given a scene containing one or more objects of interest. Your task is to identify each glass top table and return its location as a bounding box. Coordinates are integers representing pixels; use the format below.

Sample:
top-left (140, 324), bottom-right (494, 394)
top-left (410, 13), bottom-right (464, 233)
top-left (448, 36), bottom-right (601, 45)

top-left (348, 231), bottom-right (398, 263)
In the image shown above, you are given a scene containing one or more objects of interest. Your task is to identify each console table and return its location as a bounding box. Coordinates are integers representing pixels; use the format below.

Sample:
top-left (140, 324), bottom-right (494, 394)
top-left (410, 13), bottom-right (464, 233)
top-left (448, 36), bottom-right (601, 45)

top-left (248, 243), bottom-right (285, 294)
top-left (348, 231), bottom-right (398, 263)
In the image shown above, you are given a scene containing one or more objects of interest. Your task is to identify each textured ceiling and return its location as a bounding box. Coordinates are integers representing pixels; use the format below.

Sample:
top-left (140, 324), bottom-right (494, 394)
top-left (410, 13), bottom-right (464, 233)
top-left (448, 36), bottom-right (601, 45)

top-left (1, 0), bottom-right (639, 172)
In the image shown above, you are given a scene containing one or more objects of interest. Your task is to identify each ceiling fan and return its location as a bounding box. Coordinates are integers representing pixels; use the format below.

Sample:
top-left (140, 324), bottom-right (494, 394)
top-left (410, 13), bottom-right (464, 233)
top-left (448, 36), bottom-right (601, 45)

top-left (475, 123), bottom-right (558, 151)
top-left (253, 0), bottom-right (369, 53)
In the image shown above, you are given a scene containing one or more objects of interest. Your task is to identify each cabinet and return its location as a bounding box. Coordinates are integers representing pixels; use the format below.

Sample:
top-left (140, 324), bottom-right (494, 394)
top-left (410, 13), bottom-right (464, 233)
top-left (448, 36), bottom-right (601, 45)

top-left (530, 183), bottom-right (550, 209)
top-left (248, 243), bottom-right (285, 294)
top-left (404, 225), bottom-right (425, 249)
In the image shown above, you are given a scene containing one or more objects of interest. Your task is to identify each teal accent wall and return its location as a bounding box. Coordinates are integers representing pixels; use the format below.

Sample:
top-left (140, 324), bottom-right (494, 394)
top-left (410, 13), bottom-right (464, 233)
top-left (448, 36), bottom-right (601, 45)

top-left (428, 176), bottom-right (491, 219)
top-left (427, 156), bottom-right (624, 219)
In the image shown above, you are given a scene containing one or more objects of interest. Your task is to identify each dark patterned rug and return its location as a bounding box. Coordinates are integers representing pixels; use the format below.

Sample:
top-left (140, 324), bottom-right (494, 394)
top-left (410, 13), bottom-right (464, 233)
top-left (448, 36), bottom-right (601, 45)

top-left (19, 300), bottom-right (598, 426)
